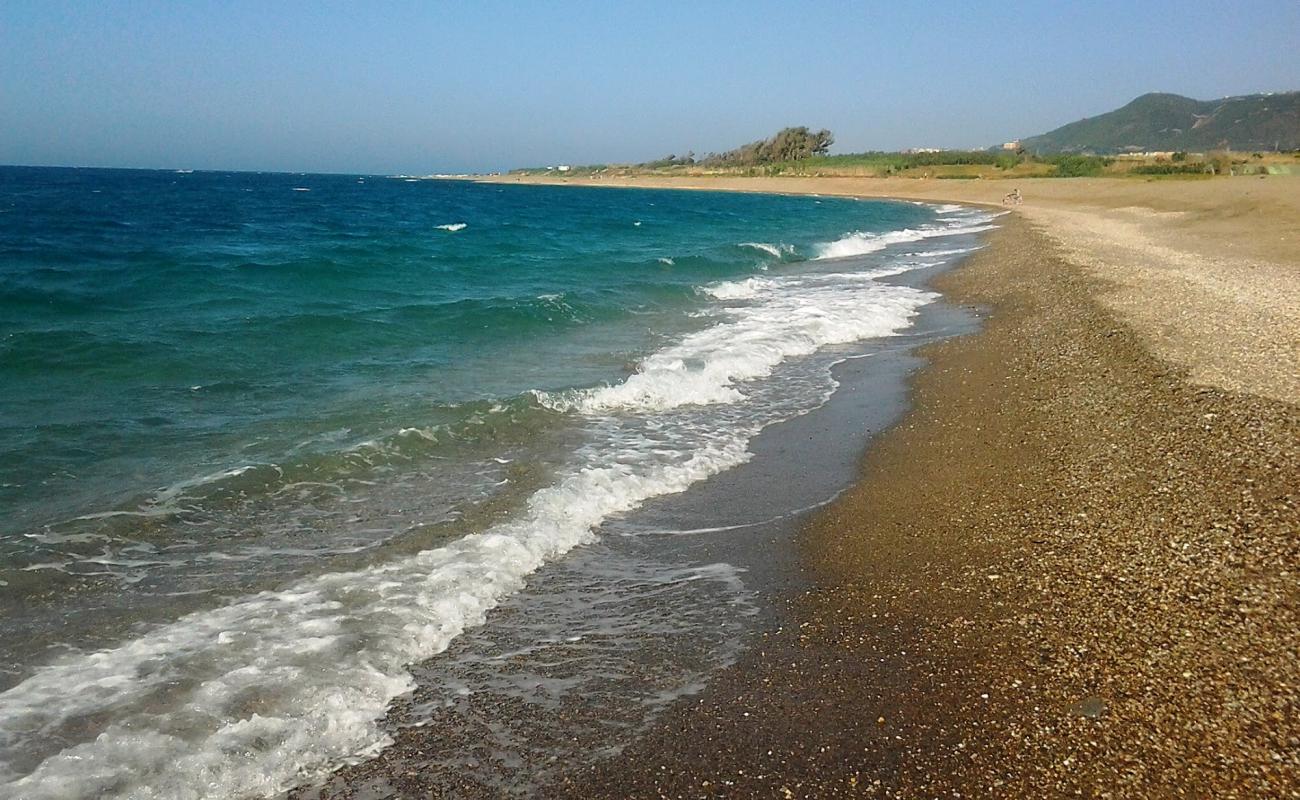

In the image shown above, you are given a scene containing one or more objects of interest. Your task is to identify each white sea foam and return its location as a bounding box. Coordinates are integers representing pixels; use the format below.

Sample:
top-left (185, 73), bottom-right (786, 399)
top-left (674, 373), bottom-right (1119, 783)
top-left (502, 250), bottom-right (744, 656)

top-left (657, 257), bottom-right (675, 266)
top-left (539, 272), bottom-right (935, 414)
top-left (737, 242), bottom-right (794, 259)
top-left (136, 463), bottom-right (272, 510)
top-left (910, 246), bottom-right (979, 258)
top-left (0, 436), bottom-right (750, 799)
top-left (814, 223), bottom-right (995, 260)
top-left (699, 276), bottom-right (769, 301)
top-left (435, 222), bottom-right (467, 232)
top-left (0, 204), bottom-right (997, 799)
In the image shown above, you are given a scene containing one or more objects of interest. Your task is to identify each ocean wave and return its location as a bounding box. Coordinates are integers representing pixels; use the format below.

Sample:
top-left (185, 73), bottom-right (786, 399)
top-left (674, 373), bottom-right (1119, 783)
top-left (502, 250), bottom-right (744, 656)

top-left (560, 208), bottom-right (998, 414)
top-left (698, 276), bottom-right (771, 301)
top-left (435, 223), bottom-right (467, 232)
top-left (538, 271), bottom-right (935, 414)
top-left (813, 222), bottom-right (996, 260)
top-left (0, 420), bottom-right (751, 800)
top-left (737, 242), bottom-right (796, 259)
top-left (23, 396), bottom-right (560, 555)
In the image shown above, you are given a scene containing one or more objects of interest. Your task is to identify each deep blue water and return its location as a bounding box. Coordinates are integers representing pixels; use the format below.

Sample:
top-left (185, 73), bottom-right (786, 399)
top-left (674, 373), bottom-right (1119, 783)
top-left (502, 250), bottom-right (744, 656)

top-left (0, 166), bottom-right (995, 798)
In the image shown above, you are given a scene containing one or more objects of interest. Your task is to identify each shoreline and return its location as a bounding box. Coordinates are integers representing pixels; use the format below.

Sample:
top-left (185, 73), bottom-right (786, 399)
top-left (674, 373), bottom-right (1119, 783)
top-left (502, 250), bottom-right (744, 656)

top-left (309, 176), bottom-right (1299, 797)
top-left (549, 196), bottom-right (1299, 796)
top-left (298, 210), bottom-right (990, 799)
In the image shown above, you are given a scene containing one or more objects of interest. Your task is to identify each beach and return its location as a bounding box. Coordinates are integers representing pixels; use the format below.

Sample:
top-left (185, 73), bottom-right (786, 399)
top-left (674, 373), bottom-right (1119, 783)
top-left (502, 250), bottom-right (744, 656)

top-left (466, 175), bottom-right (1300, 797)
top-left (4, 170), bottom-right (1295, 798)
top-left (4, 4), bottom-right (1295, 797)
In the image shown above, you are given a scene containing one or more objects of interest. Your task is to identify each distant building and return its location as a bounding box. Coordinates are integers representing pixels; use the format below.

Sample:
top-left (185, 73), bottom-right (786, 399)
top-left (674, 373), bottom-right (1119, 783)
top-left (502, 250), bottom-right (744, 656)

top-left (1001, 140), bottom-right (1021, 151)
top-left (557, 165), bottom-right (572, 172)
top-left (903, 148), bottom-right (943, 154)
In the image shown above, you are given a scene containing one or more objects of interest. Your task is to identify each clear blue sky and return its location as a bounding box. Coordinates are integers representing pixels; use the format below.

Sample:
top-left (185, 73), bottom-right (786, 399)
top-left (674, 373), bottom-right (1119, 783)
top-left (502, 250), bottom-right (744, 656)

top-left (3, 0), bottom-right (1298, 173)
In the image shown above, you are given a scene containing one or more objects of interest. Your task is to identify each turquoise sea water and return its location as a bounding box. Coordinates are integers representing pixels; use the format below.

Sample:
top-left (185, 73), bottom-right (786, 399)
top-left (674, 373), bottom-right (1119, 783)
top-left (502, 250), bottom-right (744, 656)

top-left (0, 167), bottom-right (996, 797)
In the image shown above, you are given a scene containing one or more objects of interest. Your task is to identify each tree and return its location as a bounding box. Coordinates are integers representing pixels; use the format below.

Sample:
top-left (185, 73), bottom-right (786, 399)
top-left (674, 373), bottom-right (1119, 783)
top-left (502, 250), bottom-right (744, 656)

top-left (699, 127), bottom-right (836, 166)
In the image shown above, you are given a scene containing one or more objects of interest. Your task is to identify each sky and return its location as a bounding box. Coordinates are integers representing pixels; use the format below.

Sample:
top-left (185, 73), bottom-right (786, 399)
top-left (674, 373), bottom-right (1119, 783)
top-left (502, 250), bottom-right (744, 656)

top-left (2, 0), bottom-right (1299, 174)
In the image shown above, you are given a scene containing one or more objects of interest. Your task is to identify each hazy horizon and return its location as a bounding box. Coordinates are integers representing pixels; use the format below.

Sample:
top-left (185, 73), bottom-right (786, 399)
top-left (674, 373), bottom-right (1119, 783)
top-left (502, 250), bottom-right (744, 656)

top-left (3, 0), bottom-right (1299, 174)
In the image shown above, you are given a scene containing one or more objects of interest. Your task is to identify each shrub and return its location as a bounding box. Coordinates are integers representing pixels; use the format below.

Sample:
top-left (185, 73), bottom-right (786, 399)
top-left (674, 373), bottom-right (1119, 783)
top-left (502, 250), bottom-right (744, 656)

top-left (1050, 155), bottom-right (1107, 177)
top-left (1130, 163), bottom-right (1207, 175)
top-left (994, 153), bottom-right (1021, 170)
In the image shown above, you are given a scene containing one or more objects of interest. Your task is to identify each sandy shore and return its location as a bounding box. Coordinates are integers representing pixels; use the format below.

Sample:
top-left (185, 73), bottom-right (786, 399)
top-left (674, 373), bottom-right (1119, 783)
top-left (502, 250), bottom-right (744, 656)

top-left (473, 175), bottom-right (1298, 797)
top-left (311, 175), bottom-right (1298, 797)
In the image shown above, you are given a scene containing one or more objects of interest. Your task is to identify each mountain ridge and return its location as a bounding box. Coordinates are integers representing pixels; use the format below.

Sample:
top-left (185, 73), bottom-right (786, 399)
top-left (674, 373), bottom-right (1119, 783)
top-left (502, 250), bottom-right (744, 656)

top-left (1020, 91), bottom-right (1300, 153)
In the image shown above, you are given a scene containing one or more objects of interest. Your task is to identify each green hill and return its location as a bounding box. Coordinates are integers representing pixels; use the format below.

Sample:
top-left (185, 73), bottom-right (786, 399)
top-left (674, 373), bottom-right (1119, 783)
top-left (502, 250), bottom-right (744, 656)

top-left (1020, 92), bottom-right (1300, 154)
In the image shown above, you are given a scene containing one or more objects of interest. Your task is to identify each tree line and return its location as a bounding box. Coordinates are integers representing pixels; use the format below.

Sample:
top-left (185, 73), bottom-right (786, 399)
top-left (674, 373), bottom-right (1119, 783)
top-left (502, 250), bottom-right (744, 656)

top-left (642, 127), bottom-right (835, 168)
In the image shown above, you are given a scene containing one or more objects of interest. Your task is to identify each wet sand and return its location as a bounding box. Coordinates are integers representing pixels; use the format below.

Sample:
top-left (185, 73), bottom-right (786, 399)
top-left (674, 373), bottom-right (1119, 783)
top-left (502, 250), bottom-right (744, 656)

top-left (548, 202), bottom-right (1300, 797)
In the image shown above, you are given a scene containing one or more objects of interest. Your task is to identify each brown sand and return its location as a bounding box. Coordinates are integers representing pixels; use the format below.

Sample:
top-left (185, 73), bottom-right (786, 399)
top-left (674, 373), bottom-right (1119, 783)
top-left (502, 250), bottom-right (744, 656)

top-left (320, 176), bottom-right (1298, 797)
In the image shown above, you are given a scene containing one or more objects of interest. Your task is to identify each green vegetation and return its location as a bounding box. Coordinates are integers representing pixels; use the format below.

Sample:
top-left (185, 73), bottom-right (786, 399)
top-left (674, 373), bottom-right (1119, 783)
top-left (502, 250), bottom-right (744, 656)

top-left (641, 154), bottom-right (695, 169)
top-left (1130, 162), bottom-right (1209, 175)
top-left (799, 149), bottom-right (1004, 170)
top-left (1043, 154), bottom-right (1110, 177)
top-left (510, 118), bottom-right (1298, 181)
top-left (1113, 153), bottom-right (1273, 177)
top-left (697, 127), bottom-right (834, 166)
top-left (667, 147), bottom-right (1041, 178)
top-left (1020, 91), bottom-right (1300, 154)
top-left (994, 153), bottom-right (1022, 170)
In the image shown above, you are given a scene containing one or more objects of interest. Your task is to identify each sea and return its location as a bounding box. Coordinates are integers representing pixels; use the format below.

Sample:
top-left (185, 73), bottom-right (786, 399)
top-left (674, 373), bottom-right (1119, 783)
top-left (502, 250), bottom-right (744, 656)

top-left (0, 166), bottom-right (996, 798)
